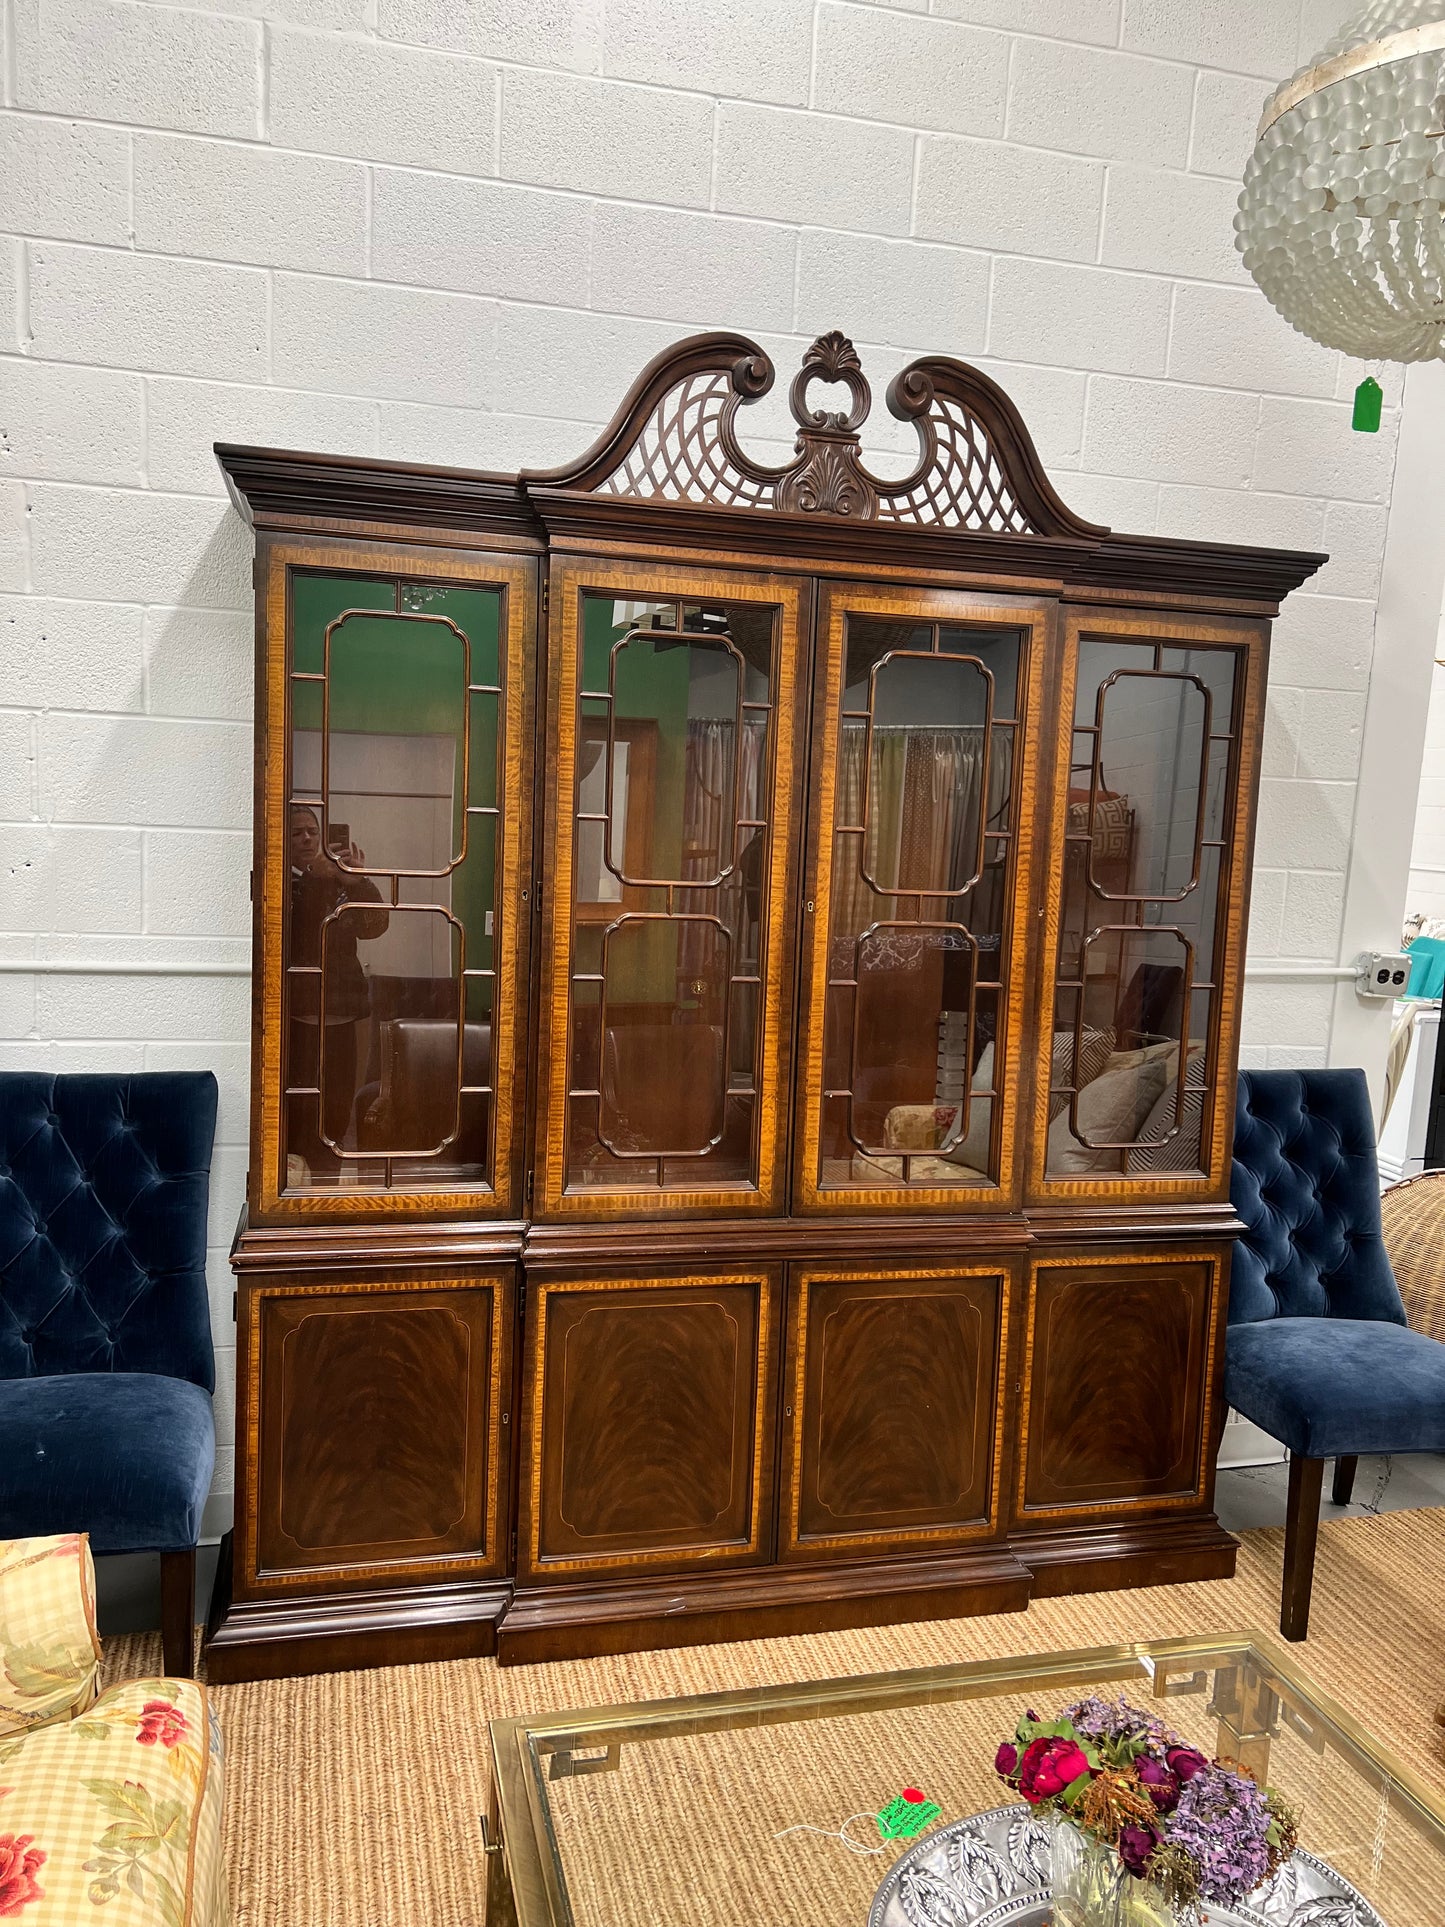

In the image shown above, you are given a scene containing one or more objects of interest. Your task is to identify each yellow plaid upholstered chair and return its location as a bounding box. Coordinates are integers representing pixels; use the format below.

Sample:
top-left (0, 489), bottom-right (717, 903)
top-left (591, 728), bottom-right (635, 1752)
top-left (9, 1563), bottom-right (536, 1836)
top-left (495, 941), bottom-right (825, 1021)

top-left (0, 1534), bottom-right (227, 1924)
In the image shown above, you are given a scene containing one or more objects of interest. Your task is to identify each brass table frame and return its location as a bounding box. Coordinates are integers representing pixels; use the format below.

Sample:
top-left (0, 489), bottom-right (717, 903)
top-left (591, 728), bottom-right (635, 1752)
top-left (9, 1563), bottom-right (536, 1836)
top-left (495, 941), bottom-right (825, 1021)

top-left (485, 1630), bottom-right (1445, 1927)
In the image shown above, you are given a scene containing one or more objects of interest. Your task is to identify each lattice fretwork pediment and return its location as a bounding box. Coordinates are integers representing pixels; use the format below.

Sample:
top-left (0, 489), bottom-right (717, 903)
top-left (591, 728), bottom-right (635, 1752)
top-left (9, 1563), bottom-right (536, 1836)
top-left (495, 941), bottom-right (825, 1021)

top-left (532, 331), bottom-right (1105, 539)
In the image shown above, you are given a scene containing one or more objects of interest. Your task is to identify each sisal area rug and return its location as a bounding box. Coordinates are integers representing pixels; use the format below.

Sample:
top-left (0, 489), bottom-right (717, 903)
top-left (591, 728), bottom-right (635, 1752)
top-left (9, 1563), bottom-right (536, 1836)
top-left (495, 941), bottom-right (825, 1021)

top-left (104, 1511), bottom-right (1445, 1927)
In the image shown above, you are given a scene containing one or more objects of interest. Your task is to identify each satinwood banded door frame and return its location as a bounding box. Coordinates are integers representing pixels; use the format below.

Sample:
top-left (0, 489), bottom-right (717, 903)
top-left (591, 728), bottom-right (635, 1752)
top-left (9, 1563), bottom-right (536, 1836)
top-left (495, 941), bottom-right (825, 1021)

top-left (778, 1258), bottom-right (1019, 1561)
top-left (241, 1269), bottom-right (513, 1593)
top-left (793, 580), bottom-right (1053, 1214)
top-left (533, 554), bottom-right (809, 1218)
top-left (1026, 608), bottom-right (1268, 1206)
top-left (249, 537), bottom-right (537, 1224)
top-left (516, 1267), bottom-right (780, 1583)
top-left (1013, 1247), bottom-right (1228, 1525)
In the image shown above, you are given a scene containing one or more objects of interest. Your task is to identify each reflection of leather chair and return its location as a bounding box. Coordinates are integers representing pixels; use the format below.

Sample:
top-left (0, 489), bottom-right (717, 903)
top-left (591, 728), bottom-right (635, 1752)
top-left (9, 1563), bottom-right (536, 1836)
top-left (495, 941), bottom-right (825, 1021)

top-left (359, 1019), bottom-right (490, 1154)
top-left (601, 1023), bottom-right (724, 1155)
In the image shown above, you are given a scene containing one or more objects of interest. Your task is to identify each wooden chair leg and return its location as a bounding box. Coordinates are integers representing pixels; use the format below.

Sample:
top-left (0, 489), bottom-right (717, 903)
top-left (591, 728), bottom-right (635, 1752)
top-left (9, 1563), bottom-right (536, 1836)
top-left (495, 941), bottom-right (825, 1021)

top-left (160, 1548), bottom-right (196, 1679)
top-left (1282, 1454), bottom-right (1324, 1642)
top-left (1331, 1455), bottom-right (1358, 1506)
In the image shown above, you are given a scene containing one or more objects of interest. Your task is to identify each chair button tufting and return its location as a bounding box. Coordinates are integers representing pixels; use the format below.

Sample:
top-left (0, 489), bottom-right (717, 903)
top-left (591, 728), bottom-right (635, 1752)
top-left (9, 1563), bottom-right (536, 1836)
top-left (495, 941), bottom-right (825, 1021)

top-left (32, 1220), bottom-right (45, 1237)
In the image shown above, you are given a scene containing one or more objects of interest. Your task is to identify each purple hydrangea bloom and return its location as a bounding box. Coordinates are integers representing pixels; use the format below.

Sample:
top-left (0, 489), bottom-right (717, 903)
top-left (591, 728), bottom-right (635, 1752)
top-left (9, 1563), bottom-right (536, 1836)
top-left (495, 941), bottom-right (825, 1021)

top-left (1061, 1695), bottom-right (1171, 1749)
top-left (1167, 1764), bottom-right (1273, 1905)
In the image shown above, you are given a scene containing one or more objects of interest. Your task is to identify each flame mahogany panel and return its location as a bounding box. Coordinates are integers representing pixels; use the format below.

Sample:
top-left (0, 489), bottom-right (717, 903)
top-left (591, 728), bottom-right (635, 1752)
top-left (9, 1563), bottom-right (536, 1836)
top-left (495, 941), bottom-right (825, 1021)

top-left (1018, 1253), bottom-right (1224, 1520)
top-left (520, 1270), bottom-right (779, 1581)
top-left (252, 1273), bottom-right (510, 1584)
top-left (782, 1263), bottom-right (1013, 1558)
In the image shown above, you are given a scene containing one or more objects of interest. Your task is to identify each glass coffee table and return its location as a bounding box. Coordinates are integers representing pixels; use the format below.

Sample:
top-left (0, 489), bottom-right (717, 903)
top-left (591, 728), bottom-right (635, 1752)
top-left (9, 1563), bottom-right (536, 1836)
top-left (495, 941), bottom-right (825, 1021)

top-left (485, 1633), bottom-right (1445, 1927)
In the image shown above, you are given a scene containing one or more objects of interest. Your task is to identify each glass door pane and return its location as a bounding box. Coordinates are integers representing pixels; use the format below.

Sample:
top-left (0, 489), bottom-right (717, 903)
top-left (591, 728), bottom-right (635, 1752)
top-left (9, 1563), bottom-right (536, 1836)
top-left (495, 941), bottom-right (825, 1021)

top-left (799, 587), bottom-right (1043, 1208)
top-left (1043, 620), bottom-right (1250, 1184)
top-left (540, 563), bottom-right (803, 1214)
top-left (280, 564), bottom-right (518, 1200)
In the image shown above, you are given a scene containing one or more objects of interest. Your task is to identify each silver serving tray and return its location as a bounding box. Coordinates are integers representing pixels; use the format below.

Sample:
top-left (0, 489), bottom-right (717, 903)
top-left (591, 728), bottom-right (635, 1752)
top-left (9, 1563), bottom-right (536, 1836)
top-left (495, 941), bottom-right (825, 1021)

top-left (867, 1804), bottom-right (1388, 1927)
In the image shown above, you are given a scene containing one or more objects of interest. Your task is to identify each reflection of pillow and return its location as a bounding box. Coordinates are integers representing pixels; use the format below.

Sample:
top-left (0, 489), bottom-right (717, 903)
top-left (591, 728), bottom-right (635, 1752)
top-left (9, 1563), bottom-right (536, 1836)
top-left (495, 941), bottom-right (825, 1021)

top-left (1048, 1056), bottom-right (1169, 1175)
top-left (1104, 1039), bottom-right (1177, 1074)
top-left (1069, 792), bottom-right (1133, 860)
top-left (851, 1152), bottom-right (991, 1186)
top-left (884, 1104), bottom-right (959, 1152)
top-left (1125, 1046), bottom-right (1207, 1175)
top-left (945, 1041), bottom-right (994, 1171)
top-left (1048, 1026), bottom-right (1115, 1120)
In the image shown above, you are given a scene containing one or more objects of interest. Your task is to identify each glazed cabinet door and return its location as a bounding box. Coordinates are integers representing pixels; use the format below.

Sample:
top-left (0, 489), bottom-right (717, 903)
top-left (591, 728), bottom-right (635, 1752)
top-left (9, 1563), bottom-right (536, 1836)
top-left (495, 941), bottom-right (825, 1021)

top-left (534, 557), bottom-right (806, 1217)
top-left (517, 1267), bottom-right (780, 1583)
top-left (795, 583), bottom-right (1049, 1211)
top-left (1030, 610), bottom-right (1265, 1200)
top-left (1014, 1250), bottom-right (1226, 1524)
top-left (242, 1271), bottom-right (513, 1589)
top-left (779, 1260), bottom-right (1015, 1561)
top-left (251, 539), bottom-right (535, 1221)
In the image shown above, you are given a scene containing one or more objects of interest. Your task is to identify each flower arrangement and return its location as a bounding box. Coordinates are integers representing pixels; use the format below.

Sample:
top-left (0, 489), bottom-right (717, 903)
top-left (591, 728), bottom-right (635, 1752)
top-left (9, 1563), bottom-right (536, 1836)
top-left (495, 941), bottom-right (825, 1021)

top-left (993, 1695), bottom-right (1298, 1919)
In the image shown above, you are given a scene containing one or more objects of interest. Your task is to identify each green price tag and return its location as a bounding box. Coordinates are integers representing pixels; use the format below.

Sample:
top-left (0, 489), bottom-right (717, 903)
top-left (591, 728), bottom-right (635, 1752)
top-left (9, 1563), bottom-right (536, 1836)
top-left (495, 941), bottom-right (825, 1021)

top-left (877, 1790), bottom-right (941, 1840)
top-left (1352, 376), bottom-right (1382, 433)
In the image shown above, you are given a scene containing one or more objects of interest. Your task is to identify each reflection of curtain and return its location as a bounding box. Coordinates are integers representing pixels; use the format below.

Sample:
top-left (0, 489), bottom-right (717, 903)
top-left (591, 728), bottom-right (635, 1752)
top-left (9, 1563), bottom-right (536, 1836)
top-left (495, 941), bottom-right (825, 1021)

top-left (834, 727), bottom-right (999, 957)
top-left (678, 717), bottom-right (772, 1077)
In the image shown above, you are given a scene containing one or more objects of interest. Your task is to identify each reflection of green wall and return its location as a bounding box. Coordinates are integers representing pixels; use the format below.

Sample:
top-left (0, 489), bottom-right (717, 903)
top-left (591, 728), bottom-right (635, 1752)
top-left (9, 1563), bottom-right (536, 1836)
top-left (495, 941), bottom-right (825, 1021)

top-left (291, 573), bottom-right (501, 1006)
top-left (581, 597), bottom-right (691, 1006)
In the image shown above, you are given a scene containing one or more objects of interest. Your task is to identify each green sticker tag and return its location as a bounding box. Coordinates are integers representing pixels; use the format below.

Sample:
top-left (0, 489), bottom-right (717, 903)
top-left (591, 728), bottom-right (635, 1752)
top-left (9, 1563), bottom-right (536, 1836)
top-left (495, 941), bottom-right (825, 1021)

top-left (877, 1791), bottom-right (941, 1840)
top-left (1352, 376), bottom-right (1383, 433)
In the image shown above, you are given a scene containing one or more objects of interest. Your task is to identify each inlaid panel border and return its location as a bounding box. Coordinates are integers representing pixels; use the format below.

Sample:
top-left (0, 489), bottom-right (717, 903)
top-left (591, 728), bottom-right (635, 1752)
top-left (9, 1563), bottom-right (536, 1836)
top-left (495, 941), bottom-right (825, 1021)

top-left (1026, 607), bottom-right (1268, 1206)
top-left (520, 1268), bottom-right (777, 1577)
top-left (240, 1270), bottom-right (511, 1591)
top-left (780, 1259), bottom-right (1016, 1556)
top-left (795, 582), bottom-right (1054, 1213)
top-left (250, 537), bottom-right (537, 1222)
top-left (1013, 1247), bottom-right (1226, 1524)
top-left (534, 555), bottom-right (806, 1218)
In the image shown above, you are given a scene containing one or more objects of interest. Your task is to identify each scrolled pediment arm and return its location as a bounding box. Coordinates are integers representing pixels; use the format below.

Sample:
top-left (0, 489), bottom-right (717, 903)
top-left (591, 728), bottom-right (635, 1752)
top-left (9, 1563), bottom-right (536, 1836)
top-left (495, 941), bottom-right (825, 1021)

top-left (874, 355), bottom-right (1109, 539)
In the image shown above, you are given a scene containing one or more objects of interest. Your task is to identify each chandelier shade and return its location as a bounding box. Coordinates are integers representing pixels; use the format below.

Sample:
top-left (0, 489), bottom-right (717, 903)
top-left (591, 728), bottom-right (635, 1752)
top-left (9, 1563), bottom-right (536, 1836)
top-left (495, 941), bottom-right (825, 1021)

top-left (1236, 1), bottom-right (1445, 362)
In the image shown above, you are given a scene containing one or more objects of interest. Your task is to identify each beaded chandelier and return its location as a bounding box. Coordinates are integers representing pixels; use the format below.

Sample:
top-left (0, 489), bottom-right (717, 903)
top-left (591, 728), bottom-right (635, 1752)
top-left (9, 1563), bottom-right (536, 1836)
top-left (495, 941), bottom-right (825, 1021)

top-left (1236, 2), bottom-right (1445, 361)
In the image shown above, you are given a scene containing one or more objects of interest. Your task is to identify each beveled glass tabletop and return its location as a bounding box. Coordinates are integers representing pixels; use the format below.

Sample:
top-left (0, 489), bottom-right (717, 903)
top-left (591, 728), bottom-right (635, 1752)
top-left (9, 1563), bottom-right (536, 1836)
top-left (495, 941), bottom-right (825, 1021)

top-left (485, 1633), bottom-right (1445, 1927)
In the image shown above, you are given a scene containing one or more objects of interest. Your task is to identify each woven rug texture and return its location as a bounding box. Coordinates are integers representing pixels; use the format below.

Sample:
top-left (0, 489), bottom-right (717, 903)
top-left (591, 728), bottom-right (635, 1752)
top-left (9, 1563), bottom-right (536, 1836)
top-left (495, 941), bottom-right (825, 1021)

top-left (101, 1510), bottom-right (1445, 1927)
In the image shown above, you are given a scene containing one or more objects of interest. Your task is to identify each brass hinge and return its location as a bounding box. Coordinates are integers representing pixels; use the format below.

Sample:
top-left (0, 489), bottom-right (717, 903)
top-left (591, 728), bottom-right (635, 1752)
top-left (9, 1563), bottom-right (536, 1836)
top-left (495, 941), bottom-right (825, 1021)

top-left (541, 579), bottom-right (550, 619)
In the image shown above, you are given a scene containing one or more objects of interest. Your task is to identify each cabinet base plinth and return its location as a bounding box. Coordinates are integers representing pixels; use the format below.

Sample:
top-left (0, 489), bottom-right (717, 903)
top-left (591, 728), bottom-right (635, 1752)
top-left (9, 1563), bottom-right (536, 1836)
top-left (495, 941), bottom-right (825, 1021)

top-left (1012, 1515), bottom-right (1239, 1599)
top-left (496, 1549), bottom-right (1033, 1666)
top-left (203, 1569), bottom-right (512, 1683)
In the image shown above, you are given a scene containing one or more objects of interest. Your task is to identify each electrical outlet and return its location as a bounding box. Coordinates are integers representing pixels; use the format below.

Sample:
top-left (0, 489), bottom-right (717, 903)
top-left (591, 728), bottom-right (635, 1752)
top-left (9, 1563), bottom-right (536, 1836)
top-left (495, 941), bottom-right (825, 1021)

top-left (1356, 950), bottom-right (1412, 998)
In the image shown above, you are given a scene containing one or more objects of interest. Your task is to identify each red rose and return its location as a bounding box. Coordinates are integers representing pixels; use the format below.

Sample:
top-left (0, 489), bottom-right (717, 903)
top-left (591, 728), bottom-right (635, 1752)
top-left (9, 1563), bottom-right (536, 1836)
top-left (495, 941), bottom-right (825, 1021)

top-left (135, 1700), bottom-right (188, 1750)
top-left (1165, 1745), bottom-right (1208, 1784)
top-left (0, 1832), bottom-right (45, 1917)
top-left (995, 1743), bottom-right (1019, 1778)
top-left (1118, 1823), bottom-right (1158, 1877)
top-left (1135, 1755), bottom-right (1180, 1813)
top-left (1018, 1737), bottom-right (1091, 1804)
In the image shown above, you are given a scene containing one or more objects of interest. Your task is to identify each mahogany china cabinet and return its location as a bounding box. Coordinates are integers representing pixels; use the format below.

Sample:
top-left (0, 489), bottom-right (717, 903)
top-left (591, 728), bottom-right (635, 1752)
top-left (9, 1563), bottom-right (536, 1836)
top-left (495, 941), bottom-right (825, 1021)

top-left (206, 331), bottom-right (1323, 1681)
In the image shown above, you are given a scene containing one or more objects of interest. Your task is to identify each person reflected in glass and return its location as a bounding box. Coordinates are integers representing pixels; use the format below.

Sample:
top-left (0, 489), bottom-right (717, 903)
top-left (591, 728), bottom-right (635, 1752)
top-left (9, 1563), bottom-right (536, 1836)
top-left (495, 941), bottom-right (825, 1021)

top-left (287, 805), bottom-right (389, 1180)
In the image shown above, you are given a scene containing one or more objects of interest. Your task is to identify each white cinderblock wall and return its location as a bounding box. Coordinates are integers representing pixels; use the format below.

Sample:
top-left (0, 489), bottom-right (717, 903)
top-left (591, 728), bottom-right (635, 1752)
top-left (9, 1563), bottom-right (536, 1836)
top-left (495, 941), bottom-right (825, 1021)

top-left (0, 0), bottom-right (1404, 1524)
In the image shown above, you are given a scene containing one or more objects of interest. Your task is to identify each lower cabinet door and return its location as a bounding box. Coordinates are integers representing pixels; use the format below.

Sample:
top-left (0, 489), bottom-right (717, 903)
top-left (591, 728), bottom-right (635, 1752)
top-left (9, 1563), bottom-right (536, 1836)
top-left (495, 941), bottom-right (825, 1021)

top-left (247, 1271), bottom-right (513, 1587)
top-left (518, 1268), bottom-right (780, 1582)
top-left (1016, 1250), bottom-right (1226, 1522)
top-left (780, 1262), bottom-right (1012, 1560)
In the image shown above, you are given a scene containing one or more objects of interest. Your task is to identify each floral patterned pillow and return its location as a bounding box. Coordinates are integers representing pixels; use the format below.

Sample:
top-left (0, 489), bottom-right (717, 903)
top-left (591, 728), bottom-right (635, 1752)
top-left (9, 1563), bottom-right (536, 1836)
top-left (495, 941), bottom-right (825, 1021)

top-left (0, 1677), bottom-right (227, 1924)
top-left (0, 1537), bottom-right (101, 1739)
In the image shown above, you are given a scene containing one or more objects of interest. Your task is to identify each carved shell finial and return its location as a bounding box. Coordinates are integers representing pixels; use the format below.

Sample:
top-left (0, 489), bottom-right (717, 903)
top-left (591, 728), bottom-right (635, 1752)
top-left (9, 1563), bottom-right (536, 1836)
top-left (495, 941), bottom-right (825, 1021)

top-left (803, 330), bottom-right (862, 378)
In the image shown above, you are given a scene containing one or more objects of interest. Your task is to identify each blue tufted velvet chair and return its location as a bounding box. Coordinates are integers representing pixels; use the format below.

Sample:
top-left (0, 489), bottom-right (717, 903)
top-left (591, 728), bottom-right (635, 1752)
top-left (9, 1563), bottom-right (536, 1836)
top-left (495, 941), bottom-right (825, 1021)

top-left (1228, 1067), bottom-right (1445, 1640)
top-left (0, 1072), bottom-right (218, 1675)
